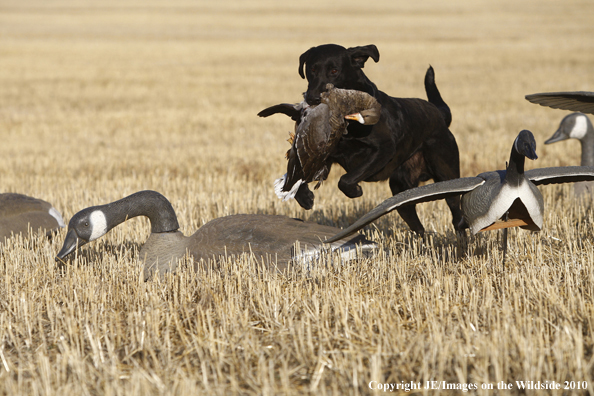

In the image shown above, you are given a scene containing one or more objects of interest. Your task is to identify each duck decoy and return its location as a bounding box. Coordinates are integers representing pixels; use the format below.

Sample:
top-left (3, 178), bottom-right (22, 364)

top-left (0, 193), bottom-right (65, 241)
top-left (55, 190), bottom-right (376, 280)
top-left (526, 91), bottom-right (594, 115)
top-left (258, 84), bottom-right (381, 206)
top-left (544, 112), bottom-right (594, 196)
top-left (325, 130), bottom-right (594, 264)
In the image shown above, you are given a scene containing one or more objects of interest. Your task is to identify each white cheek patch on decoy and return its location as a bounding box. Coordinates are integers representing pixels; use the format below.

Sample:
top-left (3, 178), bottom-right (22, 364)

top-left (48, 207), bottom-right (66, 228)
top-left (89, 210), bottom-right (108, 241)
top-left (569, 115), bottom-right (588, 140)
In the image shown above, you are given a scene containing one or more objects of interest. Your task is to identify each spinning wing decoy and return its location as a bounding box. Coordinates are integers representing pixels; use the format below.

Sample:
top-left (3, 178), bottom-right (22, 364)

top-left (526, 91), bottom-right (594, 115)
top-left (326, 130), bottom-right (594, 244)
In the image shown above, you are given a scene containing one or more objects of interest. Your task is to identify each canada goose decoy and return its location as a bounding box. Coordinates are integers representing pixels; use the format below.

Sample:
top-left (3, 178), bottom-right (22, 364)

top-left (544, 112), bottom-right (594, 196)
top-left (526, 91), bottom-right (594, 115)
top-left (258, 84), bottom-right (381, 204)
top-left (0, 193), bottom-right (65, 241)
top-left (325, 130), bottom-right (594, 263)
top-left (56, 190), bottom-right (376, 280)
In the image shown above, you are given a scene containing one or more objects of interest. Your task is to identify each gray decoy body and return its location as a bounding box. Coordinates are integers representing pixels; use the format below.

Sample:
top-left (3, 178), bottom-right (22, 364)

top-left (544, 112), bottom-right (594, 196)
top-left (526, 91), bottom-right (594, 115)
top-left (258, 84), bottom-right (381, 201)
top-left (326, 130), bottom-right (594, 244)
top-left (0, 193), bottom-right (65, 241)
top-left (56, 190), bottom-right (376, 280)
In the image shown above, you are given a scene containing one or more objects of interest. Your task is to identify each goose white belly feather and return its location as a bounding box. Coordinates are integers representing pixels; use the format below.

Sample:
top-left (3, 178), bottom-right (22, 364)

top-left (464, 178), bottom-right (544, 235)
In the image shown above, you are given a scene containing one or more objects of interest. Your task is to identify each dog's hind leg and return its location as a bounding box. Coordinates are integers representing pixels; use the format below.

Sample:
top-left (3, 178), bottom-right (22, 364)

top-left (388, 173), bottom-right (426, 236)
top-left (424, 131), bottom-right (466, 234)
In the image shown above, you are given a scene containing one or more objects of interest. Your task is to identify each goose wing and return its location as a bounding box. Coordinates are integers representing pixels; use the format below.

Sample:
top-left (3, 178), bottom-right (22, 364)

top-left (257, 103), bottom-right (303, 122)
top-left (325, 177), bottom-right (485, 243)
top-left (526, 166), bottom-right (594, 186)
top-left (279, 142), bottom-right (307, 194)
top-left (525, 92), bottom-right (594, 114)
top-left (295, 104), bottom-right (333, 182)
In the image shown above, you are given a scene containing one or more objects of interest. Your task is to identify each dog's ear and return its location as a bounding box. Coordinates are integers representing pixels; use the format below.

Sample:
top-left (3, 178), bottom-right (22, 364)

top-left (298, 47), bottom-right (315, 79)
top-left (347, 45), bottom-right (380, 68)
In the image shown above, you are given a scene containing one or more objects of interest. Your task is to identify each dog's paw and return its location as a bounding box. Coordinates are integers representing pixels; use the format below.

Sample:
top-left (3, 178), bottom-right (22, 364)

top-left (295, 184), bottom-right (315, 210)
top-left (338, 180), bottom-right (363, 198)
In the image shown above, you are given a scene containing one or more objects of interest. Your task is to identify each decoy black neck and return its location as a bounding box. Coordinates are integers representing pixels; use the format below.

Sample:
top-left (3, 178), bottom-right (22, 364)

top-left (506, 144), bottom-right (526, 181)
top-left (99, 190), bottom-right (180, 234)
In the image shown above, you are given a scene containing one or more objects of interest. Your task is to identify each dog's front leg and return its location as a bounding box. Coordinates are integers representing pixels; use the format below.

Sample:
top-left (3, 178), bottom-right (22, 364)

top-left (338, 177), bottom-right (363, 198)
top-left (337, 149), bottom-right (393, 198)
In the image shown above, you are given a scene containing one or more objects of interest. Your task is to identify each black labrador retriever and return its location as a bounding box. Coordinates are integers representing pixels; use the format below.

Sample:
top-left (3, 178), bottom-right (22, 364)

top-left (265, 44), bottom-right (464, 236)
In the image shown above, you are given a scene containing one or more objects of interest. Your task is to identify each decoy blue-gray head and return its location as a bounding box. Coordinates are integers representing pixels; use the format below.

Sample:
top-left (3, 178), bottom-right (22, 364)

top-left (56, 208), bottom-right (108, 260)
top-left (514, 129), bottom-right (538, 160)
top-left (545, 113), bottom-right (591, 144)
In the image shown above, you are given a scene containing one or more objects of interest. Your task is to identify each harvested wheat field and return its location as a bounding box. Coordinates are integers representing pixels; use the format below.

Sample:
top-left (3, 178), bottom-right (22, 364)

top-left (1, 0), bottom-right (593, 394)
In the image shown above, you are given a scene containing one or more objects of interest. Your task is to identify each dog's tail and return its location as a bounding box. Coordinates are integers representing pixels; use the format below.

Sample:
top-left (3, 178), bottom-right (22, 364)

top-left (424, 65), bottom-right (452, 127)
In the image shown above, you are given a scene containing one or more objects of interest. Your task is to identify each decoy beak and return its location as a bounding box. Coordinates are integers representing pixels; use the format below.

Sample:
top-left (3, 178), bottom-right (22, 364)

top-left (544, 128), bottom-right (569, 144)
top-left (56, 229), bottom-right (82, 260)
top-left (526, 146), bottom-right (538, 161)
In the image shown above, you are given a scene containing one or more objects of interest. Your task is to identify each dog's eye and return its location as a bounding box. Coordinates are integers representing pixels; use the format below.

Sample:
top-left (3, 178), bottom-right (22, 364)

top-left (330, 69), bottom-right (338, 75)
top-left (311, 66), bottom-right (316, 73)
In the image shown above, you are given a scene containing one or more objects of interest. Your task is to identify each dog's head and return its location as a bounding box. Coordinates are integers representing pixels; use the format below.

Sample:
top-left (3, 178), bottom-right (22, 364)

top-left (299, 44), bottom-right (379, 105)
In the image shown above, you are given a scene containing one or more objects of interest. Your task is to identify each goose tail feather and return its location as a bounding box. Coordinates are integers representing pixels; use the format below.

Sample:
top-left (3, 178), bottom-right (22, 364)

top-left (274, 174), bottom-right (304, 201)
top-left (293, 237), bottom-right (377, 269)
top-left (49, 207), bottom-right (66, 228)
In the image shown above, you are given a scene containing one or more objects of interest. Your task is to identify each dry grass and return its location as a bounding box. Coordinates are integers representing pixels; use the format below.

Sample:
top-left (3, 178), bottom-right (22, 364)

top-left (1, 0), bottom-right (594, 394)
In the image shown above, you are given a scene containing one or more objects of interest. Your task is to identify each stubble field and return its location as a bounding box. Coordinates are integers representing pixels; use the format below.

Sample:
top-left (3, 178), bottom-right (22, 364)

top-left (1, 0), bottom-right (594, 394)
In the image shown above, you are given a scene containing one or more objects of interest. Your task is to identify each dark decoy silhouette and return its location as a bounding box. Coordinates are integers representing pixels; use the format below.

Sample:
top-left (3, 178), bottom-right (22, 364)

top-left (1, 193), bottom-right (65, 241)
top-left (526, 91), bottom-right (594, 115)
top-left (258, 83), bottom-right (381, 202)
top-left (325, 130), bottom-right (594, 261)
top-left (544, 112), bottom-right (594, 196)
top-left (56, 190), bottom-right (376, 280)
